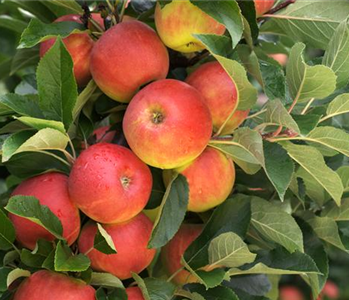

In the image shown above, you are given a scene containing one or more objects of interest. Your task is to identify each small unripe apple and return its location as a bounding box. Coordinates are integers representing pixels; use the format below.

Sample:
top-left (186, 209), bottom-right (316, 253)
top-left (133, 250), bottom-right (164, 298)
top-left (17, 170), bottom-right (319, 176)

top-left (164, 147), bottom-right (235, 212)
top-left (90, 20), bottom-right (169, 103)
top-left (68, 143), bottom-right (152, 224)
top-left (123, 79), bottom-right (212, 169)
top-left (279, 286), bottom-right (304, 300)
top-left (40, 14), bottom-right (94, 87)
top-left (254, 0), bottom-right (276, 16)
top-left (9, 173), bottom-right (80, 250)
top-left (161, 224), bottom-right (203, 285)
top-left (186, 61), bottom-right (249, 135)
top-left (13, 270), bottom-right (95, 300)
top-left (78, 213), bottom-right (156, 280)
top-left (126, 287), bottom-right (144, 300)
top-left (155, 0), bottom-right (225, 53)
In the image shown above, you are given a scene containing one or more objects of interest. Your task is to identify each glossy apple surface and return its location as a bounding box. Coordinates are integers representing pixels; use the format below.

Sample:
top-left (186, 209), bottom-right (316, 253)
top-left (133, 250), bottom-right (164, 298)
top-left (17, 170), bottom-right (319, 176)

top-left (9, 173), bottom-right (80, 250)
top-left (68, 143), bottom-right (152, 224)
top-left (279, 286), bottom-right (304, 300)
top-left (78, 213), bottom-right (156, 280)
top-left (123, 79), bottom-right (212, 169)
top-left (126, 287), bottom-right (144, 300)
top-left (254, 0), bottom-right (275, 16)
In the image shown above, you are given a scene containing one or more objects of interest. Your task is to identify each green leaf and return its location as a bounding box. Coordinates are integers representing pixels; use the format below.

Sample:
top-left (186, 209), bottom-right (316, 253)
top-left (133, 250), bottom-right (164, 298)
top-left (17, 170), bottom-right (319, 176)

top-left (323, 93), bottom-right (349, 122)
top-left (5, 195), bottom-right (63, 239)
top-left (251, 197), bottom-right (304, 253)
top-left (10, 47), bottom-right (40, 75)
top-left (322, 198), bottom-right (349, 220)
top-left (21, 240), bottom-right (54, 268)
top-left (208, 232), bottom-right (256, 268)
top-left (184, 195), bottom-right (251, 269)
top-left (2, 128), bottom-right (69, 162)
top-left (0, 268), bottom-right (12, 292)
top-left (6, 268), bottom-right (30, 288)
top-left (191, 0), bottom-right (244, 48)
top-left (184, 284), bottom-right (239, 300)
top-left (17, 117), bottom-right (65, 133)
top-left (228, 248), bottom-right (320, 276)
top-left (281, 143), bottom-right (343, 205)
top-left (0, 94), bottom-right (43, 118)
top-left (72, 80), bottom-right (98, 121)
top-left (142, 277), bottom-right (176, 300)
top-left (148, 174), bottom-right (189, 249)
top-left (19, 18), bottom-right (85, 49)
top-left (94, 223), bottom-right (117, 255)
top-left (54, 240), bottom-right (90, 272)
top-left (259, 61), bottom-right (286, 101)
top-left (44, 0), bottom-right (83, 15)
top-left (90, 272), bottom-right (124, 289)
top-left (263, 100), bottom-right (300, 133)
top-left (36, 37), bottom-right (77, 130)
top-left (263, 141), bottom-right (294, 201)
top-left (286, 43), bottom-right (336, 103)
top-left (337, 166), bottom-right (349, 192)
top-left (323, 18), bottom-right (349, 89)
top-left (260, 0), bottom-right (349, 50)
top-left (195, 34), bottom-right (258, 111)
top-left (210, 128), bottom-right (263, 175)
top-left (0, 16), bottom-right (27, 33)
top-left (0, 210), bottom-right (15, 251)
top-left (132, 273), bottom-right (150, 300)
top-left (292, 114), bottom-right (321, 135)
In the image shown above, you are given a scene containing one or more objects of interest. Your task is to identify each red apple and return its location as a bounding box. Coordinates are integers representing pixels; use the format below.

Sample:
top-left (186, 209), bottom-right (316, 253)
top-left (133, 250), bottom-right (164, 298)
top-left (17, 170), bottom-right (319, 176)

top-left (68, 143), bottom-right (152, 224)
top-left (40, 14), bottom-right (94, 87)
top-left (90, 20), bottom-right (169, 103)
top-left (126, 287), bottom-right (144, 300)
top-left (279, 286), bottom-right (304, 300)
top-left (154, 0), bottom-right (225, 53)
top-left (9, 173), bottom-right (80, 250)
top-left (161, 224), bottom-right (203, 285)
top-left (163, 147), bottom-right (235, 212)
top-left (13, 270), bottom-right (95, 300)
top-left (78, 213), bottom-right (156, 280)
top-left (123, 79), bottom-right (212, 169)
top-left (254, 0), bottom-right (275, 16)
top-left (186, 61), bottom-right (249, 135)
top-left (317, 281), bottom-right (339, 300)
top-left (268, 53), bottom-right (288, 66)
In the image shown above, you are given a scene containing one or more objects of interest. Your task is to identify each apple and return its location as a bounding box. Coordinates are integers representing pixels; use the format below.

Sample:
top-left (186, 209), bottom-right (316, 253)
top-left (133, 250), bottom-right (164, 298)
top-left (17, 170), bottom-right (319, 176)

top-left (13, 270), bottom-right (95, 300)
top-left (317, 281), bottom-right (339, 300)
top-left (186, 61), bottom-right (249, 135)
top-left (126, 287), bottom-right (144, 300)
top-left (161, 224), bottom-right (203, 285)
top-left (154, 0), bottom-right (225, 53)
top-left (90, 20), bottom-right (169, 103)
top-left (279, 286), bottom-right (304, 300)
top-left (254, 0), bottom-right (276, 16)
top-left (268, 53), bottom-right (288, 66)
top-left (78, 213), bottom-right (156, 280)
top-left (68, 143), bottom-right (152, 224)
top-left (9, 173), bottom-right (80, 250)
top-left (163, 147), bottom-right (235, 212)
top-left (123, 79), bottom-right (212, 169)
top-left (40, 14), bottom-right (95, 87)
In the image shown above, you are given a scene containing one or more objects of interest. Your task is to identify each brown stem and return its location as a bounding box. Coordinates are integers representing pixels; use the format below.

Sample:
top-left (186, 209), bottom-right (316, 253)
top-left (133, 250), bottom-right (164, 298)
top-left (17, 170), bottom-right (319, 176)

top-left (257, 0), bottom-right (296, 21)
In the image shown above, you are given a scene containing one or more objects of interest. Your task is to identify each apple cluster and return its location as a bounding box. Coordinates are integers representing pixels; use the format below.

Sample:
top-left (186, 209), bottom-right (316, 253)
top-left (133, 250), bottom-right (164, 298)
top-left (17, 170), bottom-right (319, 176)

top-left (11, 0), bottom-right (276, 299)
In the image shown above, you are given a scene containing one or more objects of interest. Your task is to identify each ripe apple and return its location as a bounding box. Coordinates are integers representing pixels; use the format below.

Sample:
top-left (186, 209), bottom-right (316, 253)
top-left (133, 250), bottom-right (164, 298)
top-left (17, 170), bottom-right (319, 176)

top-left (154, 1), bottom-right (225, 53)
top-left (9, 173), bottom-right (80, 250)
top-left (13, 270), bottom-right (95, 300)
top-left (268, 53), bottom-right (288, 66)
top-left (163, 147), bottom-right (235, 212)
top-left (123, 79), bottom-right (212, 169)
top-left (68, 143), bottom-right (152, 224)
top-left (254, 0), bottom-right (275, 16)
top-left (126, 287), bottom-right (144, 300)
top-left (90, 20), bottom-right (169, 103)
top-left (279, 286), bottom-right (304, 300)
top-left (78, 213), bottom-right (156, 280)
top-left (161, 224), bottom-right (203, 285)
top-left (40, 14), bottom-right (94, 87)
top-left (317, 281), bottom-right (339, 300)
top-left (186, 61), bottom-right (249, 135)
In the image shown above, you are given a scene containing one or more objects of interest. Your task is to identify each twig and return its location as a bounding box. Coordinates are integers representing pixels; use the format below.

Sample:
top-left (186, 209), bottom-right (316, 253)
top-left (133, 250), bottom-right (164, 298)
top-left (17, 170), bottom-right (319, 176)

top-left (301, 98), bottom-right (315, 115)
top-left (265, 0), bottom-right (296, 15)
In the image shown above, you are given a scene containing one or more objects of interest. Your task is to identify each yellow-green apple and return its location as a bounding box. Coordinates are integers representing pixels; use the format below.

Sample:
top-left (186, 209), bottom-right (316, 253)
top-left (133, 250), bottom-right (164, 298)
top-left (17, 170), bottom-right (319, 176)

top-left (68, 143), bottom-right (152, 224)
top-left (254, 0), bottom-right (275, 16)
top-left (40, 14), bottom-right (94, 87)
top-left (268, 53), bottom-right (288, 66)
top-left (186, 61), bottom-right (249, 135)
top-left (279, 286), bottom-right (304, 300)
top-left (13, 270), bottom-right (95, 300)
top-left (78, 213), bottom-right (156, 280)
top-left (163, 147), bottom-right (235, 212)
top-left (9, 173), bottom-right (80, 250)
top-left (154, 0), bottom-right (225, 53)
top-left (90, 20), bottom-right (169, 103)
top-left (162, 224), bottom-right (202, 285)
top-left (126, 287), bottom-right (144, 300)
top-left (123, 79), bottom-right (212, 169)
